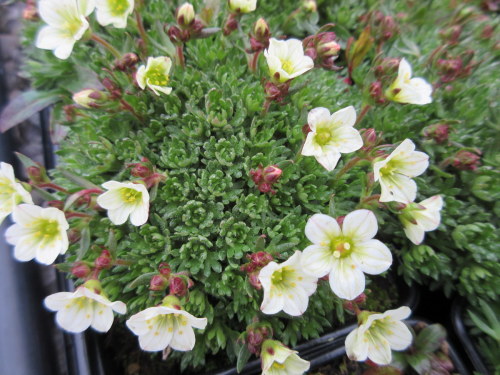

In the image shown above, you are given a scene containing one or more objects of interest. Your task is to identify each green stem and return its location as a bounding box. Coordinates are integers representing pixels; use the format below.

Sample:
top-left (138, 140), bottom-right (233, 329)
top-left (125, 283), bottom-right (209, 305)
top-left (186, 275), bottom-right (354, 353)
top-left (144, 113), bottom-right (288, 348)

top-left (334, 156), bottom-right (362, 181)
top-left (355, 104), bottom-right (372, 127)
top-left (91, 34), bottom-right (121, 59)
top-left (135, 10), bottom-right (149, 54)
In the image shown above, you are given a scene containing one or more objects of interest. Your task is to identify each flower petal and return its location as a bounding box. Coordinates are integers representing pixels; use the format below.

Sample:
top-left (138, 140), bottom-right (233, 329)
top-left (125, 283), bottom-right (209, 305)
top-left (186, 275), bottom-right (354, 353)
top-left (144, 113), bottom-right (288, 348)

top-left (44, 292), bottom-right (73, 310)
top-left (329, 258), bottom-right (365, 300)
top-left (90, 306), bottom-right (114, 332)
top-left (305, 213), bottom-right (341, 244)
top-left (170, 323), bottom-right (196, 351)
top-left (329, 105), bottom-right (357, 128)
top-left (343, 209), bottom-right (378, 242)
top-left (384, 321), bottom-right (412, 350)
top-left (351, 239), bottom-right (392, 275)
top-left (129, 203), bottom-right (149, 226)
top-left (315, 150), bottom-right (341, 171)
top-left (403, 224), bottom-right (425, 245)
top-left (367, 334), bottom-right (392, 365)
top-left (282, 286), bottom-right (309, 316)
top-left (301, 245), bottom-right (334, 277)
top-left (329, 127), bottom-right (363, 153)
top-left (379, 174), bottom-right (417, 203)
top-left (307, 107), bottom-right (331, 130)
top-left (345, 328), bottom-right (368, 361)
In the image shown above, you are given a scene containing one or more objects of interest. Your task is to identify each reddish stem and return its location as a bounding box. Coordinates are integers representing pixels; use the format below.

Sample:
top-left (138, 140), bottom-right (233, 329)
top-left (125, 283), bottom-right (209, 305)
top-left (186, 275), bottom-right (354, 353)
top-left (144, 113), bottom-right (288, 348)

top-left (176, 45), bottom-right (185, 68)
top-left (38, 183), bottom-right (70, 194)
top-left (355, 104), bottom-right (372, 126)
top-left (250, 51), bottom-right (261, 72)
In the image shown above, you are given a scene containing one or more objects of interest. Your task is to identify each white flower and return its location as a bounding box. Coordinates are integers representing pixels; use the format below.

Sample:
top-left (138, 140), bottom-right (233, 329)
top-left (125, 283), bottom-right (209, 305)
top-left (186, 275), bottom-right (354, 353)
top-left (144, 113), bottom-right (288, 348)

top-left (95, 0), bottom-right (135, 29)
top-left (0, 162), bottom-right (33, 225)
top-left (5, 204), bottom-right (69, 265)
top-left (44, 280), bottom-right (126, 333)
top-left (301, 106), bottom-right (363, 171)
top-left (400, 195), bottom-right (443, 245)
top-left (96, 181), bottom-right (149, 226)
top-left (264, 38), bottom-right (314, 83)
top-left (259, 251), bottom-right (318, 316)
top-left (301, 210), bottom-right (392, 300)
top-left (345, 306), bottom-right (412, 365)
top-left (228, 0), bottom-right (257, 13)
top-left (373, 139), bottom-right (429, 203)
top-left (35, 0), bottom-right (95, 59)
top-left (261, 339), bottom-right (310, 375)
top-left (126, 296), bottom-right (207, 352)
top-left (386, 58), bottom-right (432, 105)
top-left (136, 56), bottom-right (173, 96)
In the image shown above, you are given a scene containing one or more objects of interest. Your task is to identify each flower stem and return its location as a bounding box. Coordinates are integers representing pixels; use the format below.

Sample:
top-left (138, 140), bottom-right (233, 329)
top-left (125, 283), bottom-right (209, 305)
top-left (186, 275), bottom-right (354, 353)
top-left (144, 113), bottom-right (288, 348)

top-left (135, 10), bottom-right (149, 54)
top-left (250, 51), bottom-right (260, 73)
top-left (120, 98), bottom-right (143, 121)
top-left (355, 104), bottom-right (372, 126)
top-left (176, 45), bottom-right (185, 68)
top-left (37, 183), bottom-right (70, 194)
top-left (91, 34), bottom-right (121, 59)
top-left (334, 156), bottom-right (362, 181)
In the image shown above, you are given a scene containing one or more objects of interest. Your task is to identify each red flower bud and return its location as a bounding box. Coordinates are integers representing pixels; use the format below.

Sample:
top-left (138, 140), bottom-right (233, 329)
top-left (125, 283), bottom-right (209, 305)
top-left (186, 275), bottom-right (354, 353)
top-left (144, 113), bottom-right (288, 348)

top-left (423, 123), bottom-right (451, 144)
top-left (452, 150), bottom-right (481, 171)
top-left (71, 262), bottom-right (92, 278)
top-left (95, 250), bottom-right (112, 270)
top-left (170, 276), bottom-right (188, 297)
top-left (248, 271), bottom-right (262, 290)
top-left (114, 53), bottom-right (139, 71)
top-left (262, 165), bottom-right (282, 184)
top-left (159, 262), bottom-right (171, 277)
top-left (149, 274), bottom-right (169, 291)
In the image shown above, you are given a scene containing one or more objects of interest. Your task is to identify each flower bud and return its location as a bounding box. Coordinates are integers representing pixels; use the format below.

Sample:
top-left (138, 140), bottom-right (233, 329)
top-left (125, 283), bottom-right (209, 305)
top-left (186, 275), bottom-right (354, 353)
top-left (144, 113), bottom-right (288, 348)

top-left (316, 32), bottom-right (341, 58)
top-left (262, 165), bottom-right (282, 184)
top-left (23, 3), bottom-right (38, 21)
top-left (73, 89), bottom-right (107, 109)
top-left (246, 324), bottom-right (272, 354)
top-left (167, 25), bottom-right (183, 44)
top-left (360, 128), bottom-right (378, 149)
top-left (248, 271), bottom-right (262, 290)
top-left (336, 215), bottom-right (346, 227)
top-left (149, 274), bottom-right (169, 291)
top-left (374, 57), bottom-right (400, 79)
top-left (71, 262), bottom-right (92, 278)
top-left (368, 81), bottom-right (385, 104)
top-left (158, 262), bottom-right (171, 277)
top-left (248, 251), bottom-right (273, 268)
top-left (423, 123), bottom-right (451, 144)
top-left (26, 165), bottom-right (50, 184)
top-left (223, 13), bottom-right (238, 36)
top-left (177, 3), bottom-right (195, 27)
top-left (439, 25), bottom-right (462, 44)
top-left (114, 52), bottom-right (139, 71)
top-left (170, 276), bottom-right (188, 296)
top-left (452, 150), bottom-right (481, 171)
top-left (250, 164), bottom-right (282, 194)
top-left (254, 18), bottom-right (270, 40)
top-left (95, 249), bottom-right (112, 270)
top-left (302, 0), bottom-right (317, 12)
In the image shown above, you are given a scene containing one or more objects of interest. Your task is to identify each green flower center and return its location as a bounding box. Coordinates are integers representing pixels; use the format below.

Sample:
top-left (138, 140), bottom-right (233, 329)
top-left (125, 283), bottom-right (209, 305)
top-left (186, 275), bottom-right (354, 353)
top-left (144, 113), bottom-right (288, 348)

top-left (120, 187), bottom-right (142, 203)
top-left (109, 0), bottom-right (130, 16)
top-left (146, 66), bottom-right (169, 86)
top-left (0, 177), bottom-right (16, 198)
top-left (272, 361), bottom-right (286, 370)
top-left (379, 159), bottom-right (399, 178)
top-left (329, 238), bottom-right (353, 259)
top-left (315, 127), bottom-right (332, 146)
top-left (281, 60), bottom-right (294, 75)
top-left (32, 218), bottom-right (61, 243)
top-left (271, 266), bottom-right (297, 288)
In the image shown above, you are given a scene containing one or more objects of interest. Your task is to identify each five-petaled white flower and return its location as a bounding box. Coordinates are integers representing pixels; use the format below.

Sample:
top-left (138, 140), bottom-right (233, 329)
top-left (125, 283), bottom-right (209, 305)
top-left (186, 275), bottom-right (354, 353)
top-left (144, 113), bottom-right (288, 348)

top-left (0, 162), bottom-right (33, 225)
top-left (228, 0), bottom-right (257, 13)
top-left (373, 139), bottom-right (429, 203)
top-left (35, 0), bottom-right (95, 59)
top-left (126, 296), bottom-right (207, 352)
top-left (261, 339), bottom-right (310, 375)
top-left (301, 106), bottom-right (363, 171)
top-left (136, 56), bottom-right (173, 96)
top-left (345, 306), bottom-right (413, 365)
top-left (301, 210), bottom-right (392, 300)
top-left (97, 181), bottom-right (150, 226)
top-left (6, 204), bottom-right (69, 265)
top-left (44, 280), bottom-right (127, 333)
top-left (399, 195), bottom-right (443, 245)
top-left (386, 58), bottom-right (433, 105)
top-left (95, 0), bottom-right (135, 29)
top-left (259, 251), bottom-right (318, 316)
top-left (264, 38), bottom-right (314, 83)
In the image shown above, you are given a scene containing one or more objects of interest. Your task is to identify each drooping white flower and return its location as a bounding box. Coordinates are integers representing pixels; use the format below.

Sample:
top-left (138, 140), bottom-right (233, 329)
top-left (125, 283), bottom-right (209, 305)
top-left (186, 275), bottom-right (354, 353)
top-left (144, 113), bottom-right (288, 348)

top-left (345, 306), bottom-right (412, 365)
top-left (399, 195), bottom-right (443, 245)
top-left (386, 58), bottom-right (432, 105)
top-left (5, 204), bottom-right (69, 265)
top-left (264, 38), bottom-right (314, 83)
top-left (301, 210), bottom-right (392, 300)
top-left (136, 56), bottom-right (173, 96)
top-left (126, 295), bottom-right (207, 352)
top-left (228, 0), bottom-right (257, 13)
top-left (261, 339), bottom-right (310, 375)
top-left (301, 106), bottom-right (363, 171)
top-left (35, 0), bottom-right (95, 59)
top-left (44, 280), bottom-right (127, 333)
top-left (95, 0), bottom-right (135, 29)
top-left (96, 181), bottom-right (149, 226)
top-left (373, 139), bottom-right (429, 203)
top-left (0, 162), bottom-right (33, 225)
top-left (259, 251), bottom-right (318, 316)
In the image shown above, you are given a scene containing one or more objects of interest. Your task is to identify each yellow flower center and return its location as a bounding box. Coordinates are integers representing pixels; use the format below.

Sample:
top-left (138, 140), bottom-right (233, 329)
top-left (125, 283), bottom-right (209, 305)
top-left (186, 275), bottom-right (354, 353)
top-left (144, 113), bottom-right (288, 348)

top-left (120, 187), bottom-right (142, 203)
top-left (272, 362), bottom-right (286, 369)
top-left (109, 0), bottom-right (130, 16)
top-left (0, 177), bottom-right (16, 199)
top-left (271, 266), bottom-right (296, 289)
top-left (379, 159), bottom-right (401, 178)
top-left (32, 218), bottom-right (61, 244)
top-left (315, 127), bottom-right (332, 146)
top-left (329, 238), bottom-right (353, 259)
top-left (146, 66), bottom-right (169, 86)
top-left (281, 60), bottom-right (295, 75)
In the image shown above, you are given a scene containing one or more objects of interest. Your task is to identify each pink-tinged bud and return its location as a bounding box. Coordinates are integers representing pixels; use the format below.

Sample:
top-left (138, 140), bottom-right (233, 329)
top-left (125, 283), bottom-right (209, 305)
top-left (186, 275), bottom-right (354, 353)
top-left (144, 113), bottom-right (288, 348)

top-left (67, 228), bottom-right (81, 243)
top-left (254, 18), bottom-right (270, 40)
top-left (424, 123), bottom-right (451, 144)
top-left (302, 123), bottom-right (312, 134)
top-left (95, 250), bottom-right (112, 270)
top-left (361, 128), bottom-right (378, 148)
top-left (368, 81), bottom-right (385, 104)
top-left (27, 165), bottom-right (49, 184)
top-left (176, 3), bottom-right (195, 27)
top-left (374, 57), bottom-right (400, 79)
top-left (316, 32), bottom-right (341, 58)
top-left (167, 25), bottom-right (183, 44)
top-left (259, 183), bottom-right (272, 193)
top-left (249, 251), bottom-right (274, 268)
top-left (481, 25), bottom-right (494, 39)
top-left (101, 78), bottom-right (117, 92)
top-left (452, 150), bottom-right (481, 171)
top-left (23, 3), bottom-right (38, 20)
top-left (353, 293), bottom-right (367, 304)
top-left (114, 53), bottom-right (139, 71)
top-left (262, 165), bottom-right (282, 184)
top-left (248, 271), bottom-right (262, 290)
top-left (336, 215), bottom-right (346, 227)
top-left (223, 13), bottom-right (238, 36)
top-left (246, 325), bottom-right (272, 355)
top-left (170, 277), bottom-right (188, 296)
top-left (158, 262), bottom-right (171, 277)
top-left (71, 262), bottom-right (92, 278)
top-left (439, 25), bottom-right (462, 44)
top-left (149, 274), bottom-right (169, 291)
top-left (63, 105), bottom-right (76, 122)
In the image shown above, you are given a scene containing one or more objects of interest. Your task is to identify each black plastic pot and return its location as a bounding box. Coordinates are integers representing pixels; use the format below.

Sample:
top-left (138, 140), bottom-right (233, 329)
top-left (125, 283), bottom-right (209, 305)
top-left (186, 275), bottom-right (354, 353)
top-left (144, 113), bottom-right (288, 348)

top-left (451, 298), bottom-right (491, 375)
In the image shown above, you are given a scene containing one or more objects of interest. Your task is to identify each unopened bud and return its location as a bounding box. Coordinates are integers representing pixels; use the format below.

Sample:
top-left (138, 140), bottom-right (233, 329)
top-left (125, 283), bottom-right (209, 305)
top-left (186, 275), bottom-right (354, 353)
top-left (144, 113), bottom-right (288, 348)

top-left (248, 271), bottom-right (262, 290)
top-left (177, 3), bottom-right (195, 27)
top-left (248, 251), bottom-right (273, 268)
top-left (374, 57), bottom-right (400, 79)
top-left (424, 123), bottom-right (451, 144)
top-left (361, 128), bottom-right (378, 148)
top-left (262, 165), bottom-right (282, 184)
top-left (452, 150), bottom-right (481, 171)
top-left (150, 274), bottom-right (169, 291)
top-left (71, 262), bottom-right (92, 278)
top-left (302, 0), bottom-right (317, 12)
top-left (336, 215), bottom-right (346, 227)
top-left (114, 53), bottom-right (139, 71)
top-left (170, 276), bottom-right (188, 297)
top-left (439, 25), bottom-right (462, 44)
top-left (95, 250), bottom-right (112, 270)
top-left (246, 324), bottom-right (272, 354)
top-left (27, 165), bottom-right (49, 184)
top-left (159, 262), bottom-right (171, 277)
top-left (22, 4), bottom-right (38, 20)
top-left (368, 81), bottom-right (385, 104)
top-left (254, 18), bottom-right (270, 40)
top-left (223, 13), bottom-right (238, 36)
top-left (73, 89), bottom-right (107, 108)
